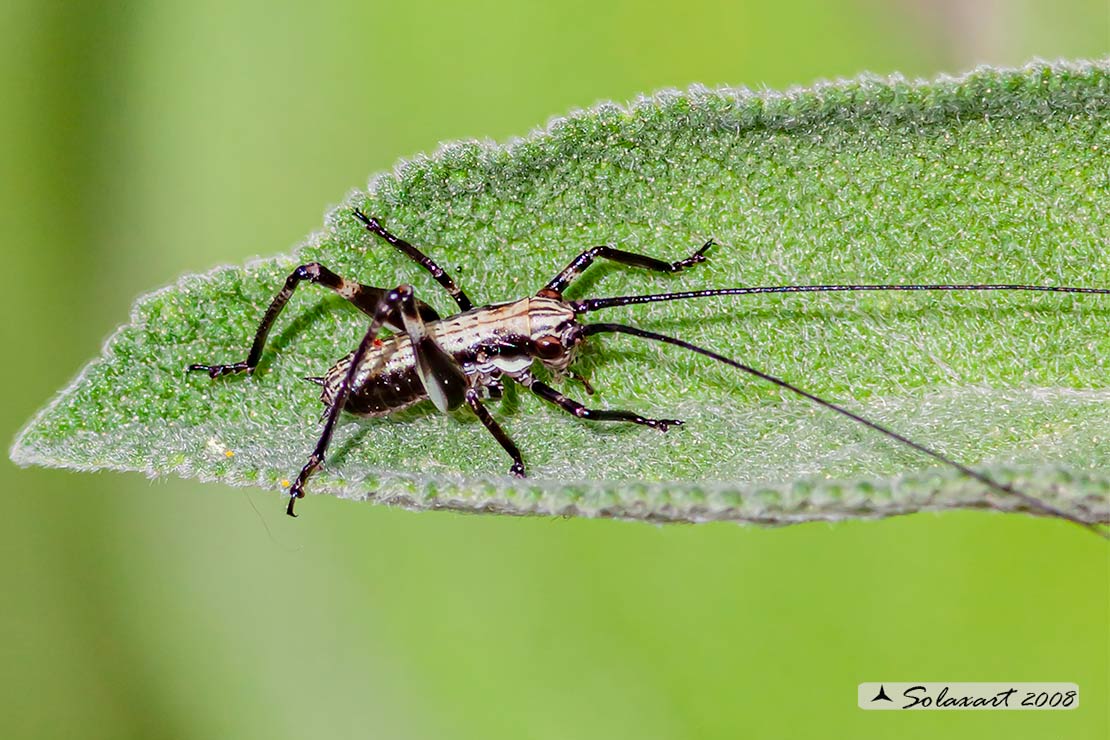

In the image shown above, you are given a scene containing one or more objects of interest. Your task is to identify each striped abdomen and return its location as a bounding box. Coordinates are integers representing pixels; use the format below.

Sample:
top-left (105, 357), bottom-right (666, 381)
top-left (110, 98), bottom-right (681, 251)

top-left (317, 297), bottom-right (575, 417)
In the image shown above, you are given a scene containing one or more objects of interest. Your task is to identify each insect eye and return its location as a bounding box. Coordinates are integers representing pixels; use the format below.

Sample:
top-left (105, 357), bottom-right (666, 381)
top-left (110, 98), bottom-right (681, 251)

top-left (534, 335), bottom-right (565, 360)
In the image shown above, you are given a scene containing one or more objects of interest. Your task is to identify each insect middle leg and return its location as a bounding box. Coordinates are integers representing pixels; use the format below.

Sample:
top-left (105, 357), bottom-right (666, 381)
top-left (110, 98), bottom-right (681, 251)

top-left (524, 378), bottom-right (683, 431)
top-left (542, 239), bottom-right (715, 295)
top-left (188, 262), bottom-right (438, 377)
top-left (466, 389), bottom-right (526, 477)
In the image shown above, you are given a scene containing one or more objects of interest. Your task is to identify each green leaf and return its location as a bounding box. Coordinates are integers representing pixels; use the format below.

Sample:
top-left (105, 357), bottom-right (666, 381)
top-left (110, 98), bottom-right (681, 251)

top-left (11, 61), bottom-right (1110, 527)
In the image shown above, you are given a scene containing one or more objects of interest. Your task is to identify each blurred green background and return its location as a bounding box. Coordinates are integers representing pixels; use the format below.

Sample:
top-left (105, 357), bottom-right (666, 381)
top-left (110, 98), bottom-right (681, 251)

top-left (3, 1), bottom-right (1107, 738)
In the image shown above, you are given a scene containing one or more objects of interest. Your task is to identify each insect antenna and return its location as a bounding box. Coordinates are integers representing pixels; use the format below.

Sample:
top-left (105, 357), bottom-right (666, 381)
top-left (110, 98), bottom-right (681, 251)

top-left (570, 283), bottom-right (1110, 314)
top-left (302, 376), bottom-right (325, 386)
top-left (577, 322), bottom-right (1108, 536)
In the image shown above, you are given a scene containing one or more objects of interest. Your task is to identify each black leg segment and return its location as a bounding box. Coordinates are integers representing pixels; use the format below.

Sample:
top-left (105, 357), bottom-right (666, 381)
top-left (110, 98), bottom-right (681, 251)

top-left (466, 389), bottom-right (526, 477)
top-left (287, 285), bottom-right (415, 515)
top-left (397, 283), bottom-right (468, 414)
top-left (543, 240), bottom-right (714, 295)
top-left (353, 209), bottom-right (474, 312)
top-left (526, 379), bottom-right (683, 431)
top-left (188, 262), bottom-right (438, 377)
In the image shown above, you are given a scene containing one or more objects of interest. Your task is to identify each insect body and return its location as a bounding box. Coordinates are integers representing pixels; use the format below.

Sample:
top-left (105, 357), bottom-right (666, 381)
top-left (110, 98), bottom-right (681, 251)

top-left (314, 295), bottom-right (578, 419)
top-left (190, 210), bottom-right (1109, 530)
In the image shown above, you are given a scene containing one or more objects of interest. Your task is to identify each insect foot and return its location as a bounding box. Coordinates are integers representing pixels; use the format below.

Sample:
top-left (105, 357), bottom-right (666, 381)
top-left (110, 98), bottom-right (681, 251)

top-left (187, 361), bottom-right (252, 378)
top-left (286, 453), bottom-right (323, 517)
top-left (647, 418), bottom-right (684, 432)
top-left (675, 239), bottom-right (715, 270)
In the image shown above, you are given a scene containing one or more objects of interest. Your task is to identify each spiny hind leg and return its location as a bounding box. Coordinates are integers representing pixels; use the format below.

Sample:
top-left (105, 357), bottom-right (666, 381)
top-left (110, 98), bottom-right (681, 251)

top-left (288, 284), bottom-right (419, 516)
top-left (289, 283), bottom-right (469, 515)
top-left (188, 262), bottom-right (437, 378)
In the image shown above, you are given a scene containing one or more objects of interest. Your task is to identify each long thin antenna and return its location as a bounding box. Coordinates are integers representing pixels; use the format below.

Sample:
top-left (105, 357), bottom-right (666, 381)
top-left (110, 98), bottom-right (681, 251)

top-left (579, 322), bottom-right (1107, 536)
top-left (572, 284), bottom-right (1110, 314)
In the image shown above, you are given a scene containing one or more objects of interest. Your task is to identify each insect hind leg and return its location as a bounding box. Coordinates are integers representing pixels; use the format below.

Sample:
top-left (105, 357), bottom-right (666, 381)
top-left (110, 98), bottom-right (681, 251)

top-left (187, 262), bottom-right (434, 378)
top-left (287, 284), bottom-right (417, 515)
top-left (289, 283), bottom-right (476, 515)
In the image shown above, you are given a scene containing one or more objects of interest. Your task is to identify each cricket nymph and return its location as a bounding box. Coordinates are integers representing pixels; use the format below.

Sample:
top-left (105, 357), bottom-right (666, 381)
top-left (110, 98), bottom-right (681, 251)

top-left (316, 295), bottom-right (580, 417)
top-left (189, 208), bottom-right (1108, 532)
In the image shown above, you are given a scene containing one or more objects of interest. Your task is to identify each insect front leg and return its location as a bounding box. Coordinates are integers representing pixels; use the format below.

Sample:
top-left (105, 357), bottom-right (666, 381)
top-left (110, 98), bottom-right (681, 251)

top-left (522, 377), bottom-right (683, 431)
top-left (188, 262), bottom-right (438, 377)
top-left (542, 239), bottom-right (715, 295)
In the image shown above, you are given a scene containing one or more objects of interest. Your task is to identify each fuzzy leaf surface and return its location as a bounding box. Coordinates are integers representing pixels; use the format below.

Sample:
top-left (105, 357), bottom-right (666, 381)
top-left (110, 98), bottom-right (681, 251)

top-left (13, 61), bottom-right (1110, 526)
